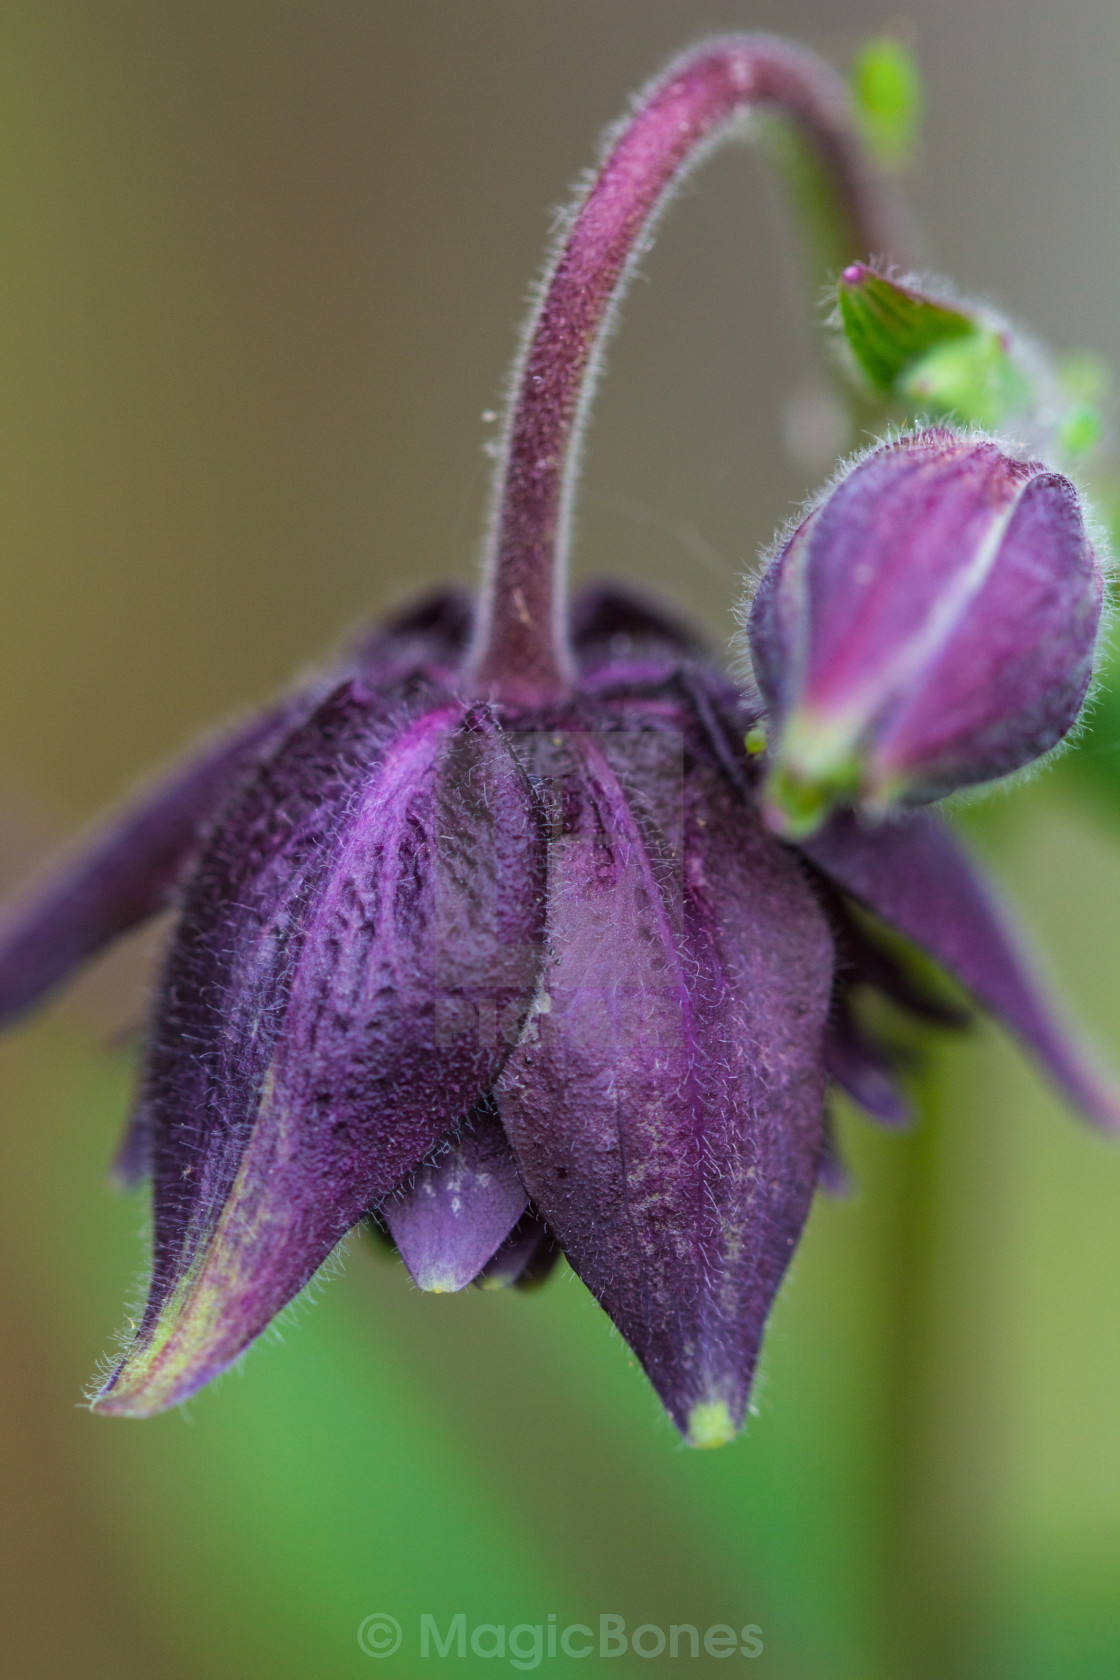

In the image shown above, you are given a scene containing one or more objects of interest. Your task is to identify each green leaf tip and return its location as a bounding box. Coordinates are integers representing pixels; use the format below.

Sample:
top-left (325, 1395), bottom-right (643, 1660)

top-left (850, 35), bottom-right (923, 168)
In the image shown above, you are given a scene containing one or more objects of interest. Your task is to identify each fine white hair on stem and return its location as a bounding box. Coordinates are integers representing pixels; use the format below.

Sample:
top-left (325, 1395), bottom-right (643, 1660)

top-left (465, 34), bottom-right (904, 704)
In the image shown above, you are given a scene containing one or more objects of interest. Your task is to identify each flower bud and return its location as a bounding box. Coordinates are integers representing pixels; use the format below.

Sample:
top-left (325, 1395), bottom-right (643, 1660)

top-left (746, 429), bottom-right (1104, 837)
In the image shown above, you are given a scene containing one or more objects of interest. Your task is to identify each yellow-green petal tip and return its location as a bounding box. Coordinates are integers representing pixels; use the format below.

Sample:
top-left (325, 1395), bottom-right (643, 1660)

top-left (686, 1400), bottom-right (738, 1450)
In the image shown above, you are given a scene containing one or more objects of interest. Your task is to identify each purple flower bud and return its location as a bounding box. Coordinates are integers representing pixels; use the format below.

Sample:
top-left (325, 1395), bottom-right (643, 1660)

top-left (746, 430), bottom-right (1104, 835)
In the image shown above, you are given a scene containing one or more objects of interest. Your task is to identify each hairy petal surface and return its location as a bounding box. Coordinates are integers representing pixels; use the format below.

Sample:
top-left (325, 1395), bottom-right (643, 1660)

top-left (95, 694), bottom-right (545, 1415)
top-left (802, 808), bottom-right (1120, 1129)
top-left (0, 702), bottom-right (298, 1026)
top-left (498, 731), bottom-right (832, 1445)
top-left (383, 1101), bottom-right (529, 1292)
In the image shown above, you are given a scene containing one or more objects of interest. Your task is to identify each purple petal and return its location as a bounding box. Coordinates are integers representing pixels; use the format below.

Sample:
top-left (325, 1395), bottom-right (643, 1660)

top-left (570, 584), bottom-right (710, 671)
top-left (871, 470), bottom-right (1100, 799)
top-left (383, 1103), bottom-right (529, 1293)
top-left (823, 1000), bottom-right (911, 1128)
top-left (818, 1113), bottom-right (853, 1197)
top-left (497, 731), bottom-right (832, 1445)
top-left (110, 1096), bottom-right (151, 1191)
top-left (801, 808), bottom-right (1120, 1130)
top-left (474, 1212), bottom-right (560, 1290)
top-left (0, 701), bottom-right (298, 1027)
top-left (95, 695), bottom-right (545, 1415)
top-left (348, 587), bottom-right (474, 680)
top-left (825, 884), bottom-right (970, 1027)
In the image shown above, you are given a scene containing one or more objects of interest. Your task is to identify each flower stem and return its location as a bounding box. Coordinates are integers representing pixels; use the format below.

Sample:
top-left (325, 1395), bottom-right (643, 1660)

top-left (465, 35), bottom-right (906, 704)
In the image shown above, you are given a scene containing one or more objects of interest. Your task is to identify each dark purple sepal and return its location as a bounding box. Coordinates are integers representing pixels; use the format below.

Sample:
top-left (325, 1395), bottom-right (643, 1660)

top-left (801, 807), bottom-right (1120, 1130)
top-left (0, 587), bottom-right (480, 1037)
top-left (383, 1102), bottom-right (529, 1292)
top-left (825, 886), bottom-right (970, 1028)
top-left (0, 701), bottom-right (299, 1028)
top-left (497, 733), bottom-right (832, 1446)
top-left (94, 694), bottom-right (545, 1415)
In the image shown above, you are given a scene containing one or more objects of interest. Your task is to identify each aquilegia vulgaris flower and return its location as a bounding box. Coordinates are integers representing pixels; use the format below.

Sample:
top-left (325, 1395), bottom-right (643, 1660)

top-left (0, 36), bottom-right (1115, 1448)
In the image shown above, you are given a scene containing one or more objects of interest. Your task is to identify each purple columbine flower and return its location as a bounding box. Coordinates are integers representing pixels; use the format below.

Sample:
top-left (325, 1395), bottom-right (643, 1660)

top-left (0, 37), bottom-right (1115, 1449)
top-left (747, 429), bottom-right (1104, 837)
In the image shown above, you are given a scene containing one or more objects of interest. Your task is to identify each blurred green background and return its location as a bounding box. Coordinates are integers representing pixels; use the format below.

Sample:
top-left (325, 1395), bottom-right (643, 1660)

top-left (0, 4), bottom-right (1118, 1676)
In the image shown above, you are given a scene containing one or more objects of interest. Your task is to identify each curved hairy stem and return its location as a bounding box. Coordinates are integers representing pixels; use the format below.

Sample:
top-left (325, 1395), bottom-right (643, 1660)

top-left (466, 34), bottom-right (907, 705)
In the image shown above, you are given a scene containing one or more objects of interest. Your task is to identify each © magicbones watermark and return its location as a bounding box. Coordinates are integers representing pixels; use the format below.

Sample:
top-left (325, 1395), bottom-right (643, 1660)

top-left (357, 1613), bottom-right (763, 1664)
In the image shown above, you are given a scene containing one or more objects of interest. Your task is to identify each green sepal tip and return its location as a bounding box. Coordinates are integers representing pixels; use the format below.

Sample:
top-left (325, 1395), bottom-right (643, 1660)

top-left (836, 265), bottom-right (974, 394)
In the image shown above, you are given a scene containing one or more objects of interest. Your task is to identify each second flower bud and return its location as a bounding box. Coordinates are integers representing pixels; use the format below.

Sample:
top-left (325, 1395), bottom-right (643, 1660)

top-left (744, 429), bottom-right (1104, 837)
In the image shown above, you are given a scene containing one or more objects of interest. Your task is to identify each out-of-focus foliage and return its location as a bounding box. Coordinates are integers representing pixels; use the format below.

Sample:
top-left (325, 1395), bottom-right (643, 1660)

top-left (849, 37), bottom-right (923, 171)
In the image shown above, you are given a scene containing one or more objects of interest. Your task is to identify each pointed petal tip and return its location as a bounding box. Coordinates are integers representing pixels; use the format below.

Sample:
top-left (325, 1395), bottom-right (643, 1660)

top-left (87, 1257), bottom-right (269, 1418)
top-left (685, 1399), bottom-right (742, 1450)
top-left (89, 1386), bottom-right (159, 1420)
top-left (88, 1328), bottom-right (215, 1418)
top-left (412, 1268), bottom-right (466, 1295)
top-left (88, 1350), bottom-right (187, 1419)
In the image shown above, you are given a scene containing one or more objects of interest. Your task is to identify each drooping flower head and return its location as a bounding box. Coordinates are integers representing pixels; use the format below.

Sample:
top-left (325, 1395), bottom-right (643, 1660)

top-left (0, 36), bottom-right (1114, 1448)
